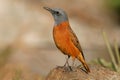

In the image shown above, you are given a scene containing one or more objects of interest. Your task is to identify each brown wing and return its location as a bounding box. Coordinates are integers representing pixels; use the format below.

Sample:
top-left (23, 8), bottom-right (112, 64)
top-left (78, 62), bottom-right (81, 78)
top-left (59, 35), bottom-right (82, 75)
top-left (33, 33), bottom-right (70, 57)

top-left (68, 27), bottom-right (85, 60)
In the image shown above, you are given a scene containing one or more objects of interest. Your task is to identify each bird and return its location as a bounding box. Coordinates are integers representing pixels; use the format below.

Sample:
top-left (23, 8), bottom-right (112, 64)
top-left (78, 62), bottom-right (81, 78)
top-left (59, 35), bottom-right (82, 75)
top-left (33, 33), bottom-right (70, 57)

top-left (43, 7), bottom-right (90, 73)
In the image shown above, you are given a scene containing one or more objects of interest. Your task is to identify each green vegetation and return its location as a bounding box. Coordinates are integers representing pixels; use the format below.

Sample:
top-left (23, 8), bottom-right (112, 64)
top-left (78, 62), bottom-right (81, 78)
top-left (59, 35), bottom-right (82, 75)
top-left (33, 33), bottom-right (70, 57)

top-left (93, 32), bottom-right (120, 72)
top-left (107, 0), bottom-right (120, 20)
top-left (13, 69), bottom-right (22, 80)
top-left (107, 0), bottom-right (120, 9)
top-left (0, 46), bottom-right (12, 68)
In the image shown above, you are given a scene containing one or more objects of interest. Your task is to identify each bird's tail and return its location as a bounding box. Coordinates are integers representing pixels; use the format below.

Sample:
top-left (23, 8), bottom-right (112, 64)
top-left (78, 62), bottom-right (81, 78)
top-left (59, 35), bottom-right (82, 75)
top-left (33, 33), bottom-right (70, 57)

top-left (77, 54), bottom-right (90, 73)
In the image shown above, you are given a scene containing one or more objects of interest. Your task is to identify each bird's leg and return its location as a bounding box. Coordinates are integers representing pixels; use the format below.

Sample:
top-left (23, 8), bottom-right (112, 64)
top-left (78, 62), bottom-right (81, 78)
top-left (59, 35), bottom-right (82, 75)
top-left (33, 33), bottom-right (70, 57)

top-left (64, 55), bottom-right (70, 67)
top-left (63, 55), bottom-right (73, 71)
top-left (72, 57), bottom-right (76, 68)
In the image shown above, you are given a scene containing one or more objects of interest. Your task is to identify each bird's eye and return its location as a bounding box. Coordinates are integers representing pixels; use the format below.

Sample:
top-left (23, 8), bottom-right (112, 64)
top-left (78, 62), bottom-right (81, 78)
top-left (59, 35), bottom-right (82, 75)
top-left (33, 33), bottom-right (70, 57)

top-left (56, 11), bottom-right (59, 14)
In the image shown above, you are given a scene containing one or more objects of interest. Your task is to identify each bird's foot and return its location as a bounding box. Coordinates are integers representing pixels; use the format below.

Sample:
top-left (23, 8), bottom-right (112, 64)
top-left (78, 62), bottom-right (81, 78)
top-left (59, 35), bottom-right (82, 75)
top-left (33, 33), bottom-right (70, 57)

top-left (56, 66), bottom-right (73, 72)
top-left (77, 65), bottom-right (88, 74)
top-left (64, 66), bottom-right (73, 72)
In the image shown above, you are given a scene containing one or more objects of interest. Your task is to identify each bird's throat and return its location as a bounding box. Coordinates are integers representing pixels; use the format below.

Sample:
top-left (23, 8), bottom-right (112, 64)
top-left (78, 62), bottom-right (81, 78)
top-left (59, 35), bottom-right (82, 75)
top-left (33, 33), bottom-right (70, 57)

top-left (54, 21), bottom-right (69, 27)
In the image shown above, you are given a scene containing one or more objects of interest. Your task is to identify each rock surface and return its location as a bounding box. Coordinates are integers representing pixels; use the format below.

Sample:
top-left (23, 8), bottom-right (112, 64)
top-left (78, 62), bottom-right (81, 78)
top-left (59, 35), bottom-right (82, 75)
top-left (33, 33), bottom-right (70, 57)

top-left (46, 65), bottom-right (120, 80)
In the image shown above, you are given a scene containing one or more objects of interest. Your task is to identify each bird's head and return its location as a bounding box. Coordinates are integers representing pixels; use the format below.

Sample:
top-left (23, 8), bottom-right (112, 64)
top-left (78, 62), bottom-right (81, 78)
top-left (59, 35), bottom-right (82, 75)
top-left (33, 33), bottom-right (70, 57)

top-left (43, 7), bottom-right (68, 25)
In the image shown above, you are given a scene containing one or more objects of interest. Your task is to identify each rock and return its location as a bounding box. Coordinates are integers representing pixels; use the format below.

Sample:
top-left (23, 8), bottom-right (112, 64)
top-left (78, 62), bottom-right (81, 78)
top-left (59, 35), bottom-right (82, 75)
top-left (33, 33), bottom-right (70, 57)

top-left (46, 65), bottom-right (120, 80)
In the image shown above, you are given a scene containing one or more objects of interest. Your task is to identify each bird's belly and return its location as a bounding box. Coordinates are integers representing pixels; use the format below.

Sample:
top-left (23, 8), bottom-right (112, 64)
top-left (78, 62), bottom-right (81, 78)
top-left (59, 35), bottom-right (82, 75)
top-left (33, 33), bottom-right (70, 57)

top-left (53, 30), bottom-right (76, 56)
top-left (54, 31), bottom-right (70, 49)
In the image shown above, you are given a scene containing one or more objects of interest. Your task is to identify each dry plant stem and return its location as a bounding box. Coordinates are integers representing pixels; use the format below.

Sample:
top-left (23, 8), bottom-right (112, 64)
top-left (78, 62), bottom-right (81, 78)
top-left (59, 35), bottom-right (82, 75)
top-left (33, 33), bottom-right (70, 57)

top-left (114, 41), bottom-right (120, 65)
top-left (102, 32), bottom-right (118, 71)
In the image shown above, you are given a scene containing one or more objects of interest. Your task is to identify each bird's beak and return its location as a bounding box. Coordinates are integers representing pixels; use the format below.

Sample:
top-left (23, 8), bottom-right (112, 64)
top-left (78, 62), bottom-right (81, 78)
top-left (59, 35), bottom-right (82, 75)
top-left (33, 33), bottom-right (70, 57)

top-left (43, 7), bottom-right (54, 13)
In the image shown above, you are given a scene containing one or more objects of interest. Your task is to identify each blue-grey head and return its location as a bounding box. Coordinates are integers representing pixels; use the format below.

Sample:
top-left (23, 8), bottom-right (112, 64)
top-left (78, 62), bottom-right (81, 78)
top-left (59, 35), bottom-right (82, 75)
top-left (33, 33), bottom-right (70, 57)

top-left (43, 7), bottom-right (68, 25)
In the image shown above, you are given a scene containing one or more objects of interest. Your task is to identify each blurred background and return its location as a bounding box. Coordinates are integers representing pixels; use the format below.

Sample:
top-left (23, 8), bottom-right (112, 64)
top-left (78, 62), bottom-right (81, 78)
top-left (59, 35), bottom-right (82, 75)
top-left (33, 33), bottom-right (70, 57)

top-left (0, 0), bottom-right (120, 80)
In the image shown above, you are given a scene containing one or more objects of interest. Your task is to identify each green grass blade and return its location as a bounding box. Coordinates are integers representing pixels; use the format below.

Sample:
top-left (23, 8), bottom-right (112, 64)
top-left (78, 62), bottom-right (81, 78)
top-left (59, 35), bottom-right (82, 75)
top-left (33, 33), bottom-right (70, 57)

top-left (102, 31), bottom-right (118, 71)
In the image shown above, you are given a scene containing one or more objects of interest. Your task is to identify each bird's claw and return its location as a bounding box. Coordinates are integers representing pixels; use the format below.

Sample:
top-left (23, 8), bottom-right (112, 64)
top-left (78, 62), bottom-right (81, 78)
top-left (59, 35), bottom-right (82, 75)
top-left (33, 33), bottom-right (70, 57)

top-left (56, 66), bottom-right (73, 72)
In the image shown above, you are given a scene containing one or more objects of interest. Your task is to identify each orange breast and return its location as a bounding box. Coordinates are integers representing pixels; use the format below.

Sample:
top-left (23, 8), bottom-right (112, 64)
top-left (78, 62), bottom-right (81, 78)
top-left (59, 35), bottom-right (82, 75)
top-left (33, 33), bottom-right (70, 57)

top-left (53, 21), bottom-right (79, 57)
top-left (53, 22), bottom-right (70, 50)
